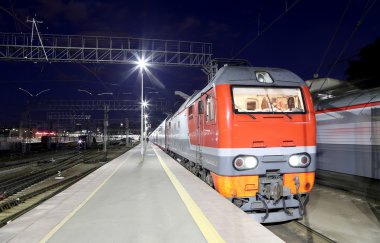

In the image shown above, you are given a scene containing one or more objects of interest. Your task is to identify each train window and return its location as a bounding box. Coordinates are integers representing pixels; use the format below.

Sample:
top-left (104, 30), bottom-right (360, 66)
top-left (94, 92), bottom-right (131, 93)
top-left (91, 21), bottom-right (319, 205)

top-left (188, 105), bottom-right (193, 115)
top-left (232, 86), bottom-right (305, 113)
top-left (178, 120), bottom-right (180, 128)
top-left (198, 100), bottom-right (204, 114)
top-left (188, 105), bottom-right (193, 119)
top-left (206, 95), bottom-right (215, 121)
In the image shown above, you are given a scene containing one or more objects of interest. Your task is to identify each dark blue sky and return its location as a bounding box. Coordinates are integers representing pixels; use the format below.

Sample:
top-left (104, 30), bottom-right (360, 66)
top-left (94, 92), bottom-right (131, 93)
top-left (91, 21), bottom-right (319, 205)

top-left (0, 0), bottom-right (379, 126)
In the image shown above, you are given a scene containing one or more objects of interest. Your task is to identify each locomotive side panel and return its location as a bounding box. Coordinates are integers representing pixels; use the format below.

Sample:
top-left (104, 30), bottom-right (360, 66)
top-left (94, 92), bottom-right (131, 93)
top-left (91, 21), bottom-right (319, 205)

top-left (167, 110), bottom-right (195, 162)
top-left (188, 89), bottom-right (220, 168)
top-left (150, 119), bottom-right (166, 149)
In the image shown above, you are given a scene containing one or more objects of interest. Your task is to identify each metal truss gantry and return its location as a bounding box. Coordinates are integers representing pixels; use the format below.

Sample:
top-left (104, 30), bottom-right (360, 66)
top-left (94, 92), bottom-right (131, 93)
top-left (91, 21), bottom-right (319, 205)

top-left (35, 99), bottom-right (167, 111)
top-left (0, 32), bottom-right (212, 67)
top-left (47, 112), bottom-right (91, 120)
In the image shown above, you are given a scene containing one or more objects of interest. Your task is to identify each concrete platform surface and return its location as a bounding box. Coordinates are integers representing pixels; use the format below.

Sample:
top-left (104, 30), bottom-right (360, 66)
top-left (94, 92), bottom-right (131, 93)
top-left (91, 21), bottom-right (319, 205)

top-left (0, 144), bottom-right (282, 243)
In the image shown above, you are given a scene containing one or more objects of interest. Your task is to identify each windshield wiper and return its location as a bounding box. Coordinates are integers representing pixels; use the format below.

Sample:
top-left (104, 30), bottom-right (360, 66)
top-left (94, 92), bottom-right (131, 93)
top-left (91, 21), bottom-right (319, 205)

top-left (233, 104), bottom-right (256, 120)
top-left (265, 94), bottom-right (292, 119)
top-left (276, 107), bottom-right (292, 119)
top-left (272, 102), bottom-right (293, 119)
top-left (265, 94), bottom-right (274, 113)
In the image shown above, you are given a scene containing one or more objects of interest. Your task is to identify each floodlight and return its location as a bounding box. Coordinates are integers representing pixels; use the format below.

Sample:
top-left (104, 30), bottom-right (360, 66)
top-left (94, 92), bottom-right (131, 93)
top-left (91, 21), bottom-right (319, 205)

top-left (137, 59), bottom-right (147, 69)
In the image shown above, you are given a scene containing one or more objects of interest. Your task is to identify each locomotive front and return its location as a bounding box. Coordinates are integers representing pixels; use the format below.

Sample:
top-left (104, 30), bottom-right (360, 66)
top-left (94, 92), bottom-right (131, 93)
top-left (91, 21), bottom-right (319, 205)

top-left (211, 67), bottom-right (316, 223)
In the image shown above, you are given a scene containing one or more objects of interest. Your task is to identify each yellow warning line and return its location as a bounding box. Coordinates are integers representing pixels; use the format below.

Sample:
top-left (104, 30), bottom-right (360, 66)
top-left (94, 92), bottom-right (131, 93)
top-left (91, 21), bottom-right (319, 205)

top-left (152, 145), bottom-right (225, 243)
top-left (39, 150), bottom-right (132, 243)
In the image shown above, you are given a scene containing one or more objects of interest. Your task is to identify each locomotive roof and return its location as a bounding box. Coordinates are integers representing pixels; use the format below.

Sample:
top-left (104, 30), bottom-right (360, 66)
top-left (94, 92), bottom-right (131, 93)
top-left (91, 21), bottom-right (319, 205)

top-left (210, 66), bottom-right (304, 86)
top-left (177, 66), bottom-right (305, 111)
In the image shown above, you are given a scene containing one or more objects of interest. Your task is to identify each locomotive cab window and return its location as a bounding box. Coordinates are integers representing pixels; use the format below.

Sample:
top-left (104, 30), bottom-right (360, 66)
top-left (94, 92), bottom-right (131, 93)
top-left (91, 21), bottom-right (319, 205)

top-left (206, 95), bottom-right (215, 121)
top-left (198, 100), bottom-right (204, 114)
top-left (188, 105), bottom-right (193, 119)
top-left (232, 86), bottom-right (305, 113)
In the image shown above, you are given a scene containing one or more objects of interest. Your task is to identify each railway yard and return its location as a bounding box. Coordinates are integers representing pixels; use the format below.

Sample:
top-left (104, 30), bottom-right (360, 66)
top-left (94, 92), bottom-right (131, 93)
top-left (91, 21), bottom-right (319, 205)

top-left (0, 143), bottom-right (133, 228)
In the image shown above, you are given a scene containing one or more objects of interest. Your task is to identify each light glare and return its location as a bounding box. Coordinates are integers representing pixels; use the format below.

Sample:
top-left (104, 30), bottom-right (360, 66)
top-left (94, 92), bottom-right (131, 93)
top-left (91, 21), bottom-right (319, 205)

top-left (137, 59), bottom-right (147, 69)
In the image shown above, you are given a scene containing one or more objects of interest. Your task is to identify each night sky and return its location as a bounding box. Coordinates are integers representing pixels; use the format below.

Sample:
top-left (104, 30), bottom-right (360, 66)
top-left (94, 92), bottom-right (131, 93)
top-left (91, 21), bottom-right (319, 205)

top-left (0, 0), bottom-right (379, 128)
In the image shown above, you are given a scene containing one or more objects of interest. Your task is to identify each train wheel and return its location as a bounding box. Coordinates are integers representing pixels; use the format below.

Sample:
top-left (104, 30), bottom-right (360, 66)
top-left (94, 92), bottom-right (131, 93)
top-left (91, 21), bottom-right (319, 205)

top-left (199, 169), bottom-right (207, 181)
top-left (179, 158), bottom-right (186, 167)
top-left (190, 162), bottom-right (197, 175)
top-left (185, 161), bottom-right (191, 170)
top-left (205, 172), bottom-right (214, 188)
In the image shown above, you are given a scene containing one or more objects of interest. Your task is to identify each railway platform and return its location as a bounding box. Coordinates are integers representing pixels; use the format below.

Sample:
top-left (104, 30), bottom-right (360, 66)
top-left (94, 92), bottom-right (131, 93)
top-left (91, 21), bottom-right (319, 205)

top-left (0, 143), bottom-right (282, 243)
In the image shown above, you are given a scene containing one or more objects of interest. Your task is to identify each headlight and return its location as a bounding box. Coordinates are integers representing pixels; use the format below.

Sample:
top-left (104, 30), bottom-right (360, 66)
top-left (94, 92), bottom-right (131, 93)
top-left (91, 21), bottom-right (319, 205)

top-left (233, 156), bottom-right (258, 170)
top-left (255, 71), bottom-right (273, 83)
top-left (288, 153), bottom-right (311, 167)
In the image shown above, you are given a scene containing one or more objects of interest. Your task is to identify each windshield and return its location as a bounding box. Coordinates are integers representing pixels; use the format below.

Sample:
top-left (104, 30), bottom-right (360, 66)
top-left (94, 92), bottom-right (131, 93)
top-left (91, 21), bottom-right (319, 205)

top-left (232, 86), bottom-right (305, 113)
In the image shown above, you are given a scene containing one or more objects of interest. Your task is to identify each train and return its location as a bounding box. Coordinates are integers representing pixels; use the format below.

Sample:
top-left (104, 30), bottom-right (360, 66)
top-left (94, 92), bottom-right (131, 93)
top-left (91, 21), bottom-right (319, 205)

top-left (150, 65), bottom-right (316, 223)
top-left (314, 86), bottom-right (380, 179)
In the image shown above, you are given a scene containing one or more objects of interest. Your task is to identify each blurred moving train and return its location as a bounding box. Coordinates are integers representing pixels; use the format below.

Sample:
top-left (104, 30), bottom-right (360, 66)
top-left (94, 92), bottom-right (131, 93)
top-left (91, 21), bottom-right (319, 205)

top-left (314, 86), bottom-right (380, 179)
top-left (150, 66), bottom-right (316, 223)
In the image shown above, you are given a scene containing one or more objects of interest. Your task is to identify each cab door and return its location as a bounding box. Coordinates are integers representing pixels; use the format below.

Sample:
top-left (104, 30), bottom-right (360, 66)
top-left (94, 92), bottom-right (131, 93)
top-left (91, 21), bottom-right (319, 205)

top-left (196, 99), bottom-right (205, 165)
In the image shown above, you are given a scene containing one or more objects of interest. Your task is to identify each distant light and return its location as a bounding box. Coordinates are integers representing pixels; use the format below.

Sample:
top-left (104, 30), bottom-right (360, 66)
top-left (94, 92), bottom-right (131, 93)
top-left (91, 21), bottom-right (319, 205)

top-left (36, 131), bottom-right (56, 136)
top-left (142, 100), bottom-right (148, 107)
top-left (78, 139), bottom-right (83, 144)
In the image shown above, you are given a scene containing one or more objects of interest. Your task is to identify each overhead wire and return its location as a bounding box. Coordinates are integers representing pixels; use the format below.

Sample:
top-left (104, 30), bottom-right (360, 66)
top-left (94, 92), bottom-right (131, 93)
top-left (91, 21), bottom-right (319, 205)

top-left (326, 0), bottom-right (378, 78)
top-left (314, 0), bottom-right (353, 79)
top-left (317, 0), bottom-right (378, 92)
top-left (233, 0), bottom-right (303, 58)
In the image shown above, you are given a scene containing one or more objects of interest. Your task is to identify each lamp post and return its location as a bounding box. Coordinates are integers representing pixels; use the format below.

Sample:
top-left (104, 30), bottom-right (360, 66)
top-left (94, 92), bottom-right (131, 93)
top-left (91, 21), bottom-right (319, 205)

top-left (144, 113), bottom-right (149, 142)
top-left (77, 89), bottom-right (113, 155)
top-left (137, 58), bottom-right (147, 159)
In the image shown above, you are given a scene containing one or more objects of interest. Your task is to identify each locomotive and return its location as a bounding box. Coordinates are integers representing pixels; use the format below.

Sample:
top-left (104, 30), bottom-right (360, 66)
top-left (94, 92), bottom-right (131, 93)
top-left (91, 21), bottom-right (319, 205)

top-left (150, 65), bottom-right (316, 223)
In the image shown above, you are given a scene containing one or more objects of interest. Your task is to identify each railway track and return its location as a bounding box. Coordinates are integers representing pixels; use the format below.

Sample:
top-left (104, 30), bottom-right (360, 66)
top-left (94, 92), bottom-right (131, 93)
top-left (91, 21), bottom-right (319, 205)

top-left (0, 152), bottom-right (87, 198)
top-left (0, 144), bottom-right (133, 227)
top-left (0, 149), bottom-right (77, 169)
top-left (0, 164), bottom-right (99, 227)
top-left (266, 220), bottom-right (336, 243)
